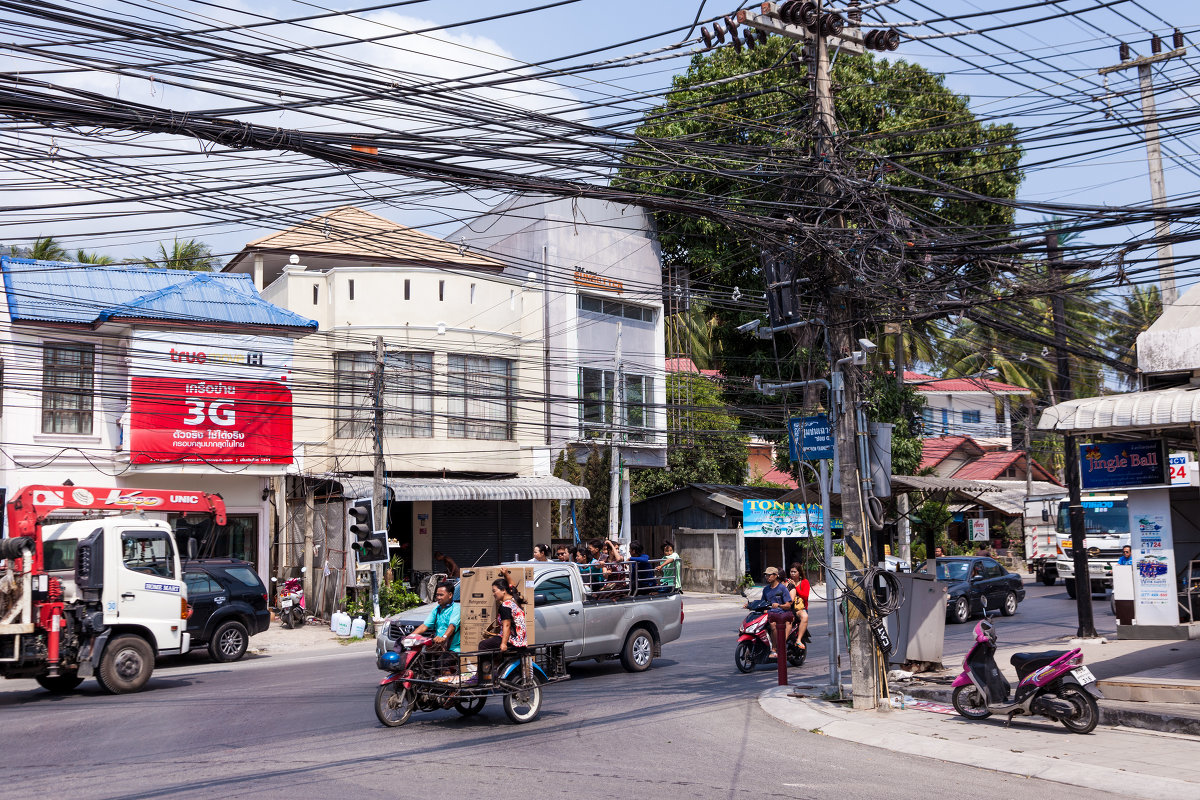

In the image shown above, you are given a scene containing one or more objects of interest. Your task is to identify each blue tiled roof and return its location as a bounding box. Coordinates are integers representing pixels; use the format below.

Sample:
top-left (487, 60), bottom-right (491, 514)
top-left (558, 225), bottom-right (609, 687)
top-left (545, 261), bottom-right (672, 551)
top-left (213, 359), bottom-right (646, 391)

top-left (1, 257), bottom-right (316, 329)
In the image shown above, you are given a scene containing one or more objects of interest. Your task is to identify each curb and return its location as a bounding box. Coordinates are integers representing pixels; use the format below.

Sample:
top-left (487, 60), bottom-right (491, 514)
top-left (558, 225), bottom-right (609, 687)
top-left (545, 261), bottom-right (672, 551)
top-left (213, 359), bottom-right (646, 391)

top-left (904, 685), bottom-right (1200, 737)
top-left (759, 687), bottom-right (1200, 800)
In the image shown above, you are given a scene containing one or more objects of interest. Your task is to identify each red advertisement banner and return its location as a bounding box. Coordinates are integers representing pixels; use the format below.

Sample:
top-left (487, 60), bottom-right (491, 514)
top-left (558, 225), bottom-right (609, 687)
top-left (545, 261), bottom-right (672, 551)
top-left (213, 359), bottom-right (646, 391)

top-left (129, 376), bottom-right (293, 464)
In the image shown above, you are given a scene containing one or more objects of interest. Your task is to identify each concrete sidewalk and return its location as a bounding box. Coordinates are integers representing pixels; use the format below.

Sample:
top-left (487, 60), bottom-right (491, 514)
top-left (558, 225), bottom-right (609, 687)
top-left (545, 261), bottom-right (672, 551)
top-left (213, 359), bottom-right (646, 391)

top-left (760, 686), bottom-right (1200, 800)
top-left (247, 616), bottom-right (376, 656)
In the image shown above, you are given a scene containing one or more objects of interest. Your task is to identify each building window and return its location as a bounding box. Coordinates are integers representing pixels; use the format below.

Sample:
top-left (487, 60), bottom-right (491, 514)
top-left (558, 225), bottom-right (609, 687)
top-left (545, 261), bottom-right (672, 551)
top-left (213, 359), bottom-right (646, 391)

top-left (42, 343), bottom-right (94, 434)
top-left (334, 351), bottom-right (433, 438)
top-left (404, 279), bottom-right (410, 300)
top-left (439, 280), bottom-right (445, 301)
top-left (961, 410), bottom-right (981, 424)
top-left (577, 293), bottom-right (655, 323)
top-left (470, 283), bottom-right (476, 304)
top-left (447, 355), bottom-right (513, 440)
top-left (348, 279), bottom-right (355, 300)
top-left (170, 513), bottom-right (258, 568)
top-left (313, 284), bottom-right (319, 305)
top-left (579, 368), bottom-right (653, 440)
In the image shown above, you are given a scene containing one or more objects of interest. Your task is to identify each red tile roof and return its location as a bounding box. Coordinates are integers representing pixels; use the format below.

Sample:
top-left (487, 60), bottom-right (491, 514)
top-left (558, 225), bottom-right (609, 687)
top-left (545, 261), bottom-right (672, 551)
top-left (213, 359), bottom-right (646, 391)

top-left (919, 436), bottom-right (987, 471)
top-left (952, 451), bottom-right (1060, 484)
top-left (665, 357), bottom-right (722, 378)
top-left (755, 467), bottom-right (798, 489)
top-left (903, 370), bottom-right (1030, 395)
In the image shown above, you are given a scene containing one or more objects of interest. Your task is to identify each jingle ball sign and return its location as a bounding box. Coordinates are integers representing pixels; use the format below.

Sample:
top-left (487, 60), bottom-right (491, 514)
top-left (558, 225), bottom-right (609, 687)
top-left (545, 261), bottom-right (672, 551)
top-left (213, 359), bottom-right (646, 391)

top-left (129, 330), bottom-right (294, 464)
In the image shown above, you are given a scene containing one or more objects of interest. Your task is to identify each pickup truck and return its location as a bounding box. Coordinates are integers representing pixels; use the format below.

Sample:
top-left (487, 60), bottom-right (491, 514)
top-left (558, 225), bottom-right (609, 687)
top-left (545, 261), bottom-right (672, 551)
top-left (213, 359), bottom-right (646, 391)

top-left (376, 561), bottom-right (683, 672)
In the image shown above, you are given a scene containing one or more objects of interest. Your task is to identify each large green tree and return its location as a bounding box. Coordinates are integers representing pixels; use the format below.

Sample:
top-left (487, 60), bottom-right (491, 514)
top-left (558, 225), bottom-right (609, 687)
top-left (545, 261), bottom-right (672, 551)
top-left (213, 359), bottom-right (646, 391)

top-left (617, 40), bottom-right (1023, 378)
top-left (632, 372), bottom-right (749, 501)
top-left (1108, 284), bottom-right (1162, 387)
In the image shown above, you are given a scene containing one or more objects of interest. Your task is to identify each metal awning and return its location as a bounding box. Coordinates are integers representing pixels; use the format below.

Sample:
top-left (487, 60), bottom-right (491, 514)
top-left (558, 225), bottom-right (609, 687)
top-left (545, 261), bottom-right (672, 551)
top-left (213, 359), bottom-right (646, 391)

top-left (891, 476), bottom-right (1065, 517)
top-left (890, 475), bottom-right (1006, 494)
top-left (335, 476), bottom-right (590, 502)
top-left (1037, 385), bottom-right (1200, 434)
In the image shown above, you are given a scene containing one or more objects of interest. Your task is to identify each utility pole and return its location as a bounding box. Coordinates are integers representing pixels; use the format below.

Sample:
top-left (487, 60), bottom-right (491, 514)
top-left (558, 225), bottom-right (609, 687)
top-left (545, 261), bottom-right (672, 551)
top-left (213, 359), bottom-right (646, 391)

top-left (732, 0), bottom-right (880, 709)
top-left (370, 335), bottom-right (385, 624)
top-left (1099, 33), bottom-right (1187, 305)
top-left (1047, 234), bottom-right (1097, 638)
top-left (608, 322), bottom-right (622, 541)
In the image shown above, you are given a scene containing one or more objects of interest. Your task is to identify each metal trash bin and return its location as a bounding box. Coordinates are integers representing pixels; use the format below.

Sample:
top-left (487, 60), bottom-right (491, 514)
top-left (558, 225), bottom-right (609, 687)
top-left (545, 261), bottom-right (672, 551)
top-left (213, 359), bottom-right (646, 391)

top-left (884, 571), bottom-right (947, 667)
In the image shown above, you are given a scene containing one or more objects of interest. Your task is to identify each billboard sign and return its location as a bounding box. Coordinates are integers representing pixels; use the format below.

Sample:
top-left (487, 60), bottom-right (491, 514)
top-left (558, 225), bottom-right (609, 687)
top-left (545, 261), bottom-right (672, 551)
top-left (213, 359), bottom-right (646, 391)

top-left (1078, 439), bottom-right (1166, 491)
top-left (129, 330), bottom-right (294, 465)
top-left (743, 499), bottom-right (824, 538)
top-left (788, 415), bottom-right (834, 461)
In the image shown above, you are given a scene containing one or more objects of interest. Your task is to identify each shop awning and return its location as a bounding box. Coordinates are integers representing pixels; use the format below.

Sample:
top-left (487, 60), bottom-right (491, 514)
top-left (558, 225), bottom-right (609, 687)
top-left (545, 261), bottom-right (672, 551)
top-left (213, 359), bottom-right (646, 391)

top-left (1037, 385), bottom-right (1200, 434)
top-left (890, 476), bottom-right (1066, 517)
top-left (335, 476), bottom-right (590, 502)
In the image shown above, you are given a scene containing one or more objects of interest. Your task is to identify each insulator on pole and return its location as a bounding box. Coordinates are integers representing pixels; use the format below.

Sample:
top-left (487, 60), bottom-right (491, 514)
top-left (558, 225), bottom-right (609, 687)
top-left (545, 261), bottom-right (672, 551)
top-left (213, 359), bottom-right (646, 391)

top-left (1151, 34), bottom-right (1162, 54)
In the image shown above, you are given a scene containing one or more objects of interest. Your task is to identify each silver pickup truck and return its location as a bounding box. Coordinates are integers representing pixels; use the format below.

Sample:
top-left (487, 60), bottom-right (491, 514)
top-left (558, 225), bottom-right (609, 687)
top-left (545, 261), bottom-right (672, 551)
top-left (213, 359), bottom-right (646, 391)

top-left (375, 561), bottom-right (683, 672)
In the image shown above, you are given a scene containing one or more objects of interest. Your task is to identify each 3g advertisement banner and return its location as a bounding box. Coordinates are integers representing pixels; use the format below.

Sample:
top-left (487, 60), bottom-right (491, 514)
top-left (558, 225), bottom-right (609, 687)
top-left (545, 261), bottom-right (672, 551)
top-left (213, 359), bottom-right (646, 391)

top-left (129, 330), bottom-right (294, 465)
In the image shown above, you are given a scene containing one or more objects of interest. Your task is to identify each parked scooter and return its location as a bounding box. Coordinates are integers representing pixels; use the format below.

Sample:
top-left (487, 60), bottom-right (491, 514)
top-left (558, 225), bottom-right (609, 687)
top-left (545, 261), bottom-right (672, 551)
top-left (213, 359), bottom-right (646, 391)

top-left (734, 599), bottom-right (810, 673)
top-left (951, 607), bottom-right (1102, 733)
top-left (277, 577), bottom-right (306, 629)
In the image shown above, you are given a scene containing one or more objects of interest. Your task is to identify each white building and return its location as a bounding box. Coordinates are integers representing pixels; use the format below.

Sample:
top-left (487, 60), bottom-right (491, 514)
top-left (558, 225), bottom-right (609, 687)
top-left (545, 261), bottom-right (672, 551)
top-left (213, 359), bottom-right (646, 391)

top-left (906, 371), bottom-right (1032, 449)
top-left (0, 257), bottom-right (316, 580)
top-left (448, 195), bottom-right (668, 469)
top-left (223, 206), bottom-right (588, 589)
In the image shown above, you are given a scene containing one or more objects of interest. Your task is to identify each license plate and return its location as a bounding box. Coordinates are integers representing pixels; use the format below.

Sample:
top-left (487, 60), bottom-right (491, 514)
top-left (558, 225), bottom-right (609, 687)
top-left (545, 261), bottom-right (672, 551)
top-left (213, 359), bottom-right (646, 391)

top-left (1072, 666), bottom-right (1095, 685)
top-left (281, 599), bottom-right (294, 608)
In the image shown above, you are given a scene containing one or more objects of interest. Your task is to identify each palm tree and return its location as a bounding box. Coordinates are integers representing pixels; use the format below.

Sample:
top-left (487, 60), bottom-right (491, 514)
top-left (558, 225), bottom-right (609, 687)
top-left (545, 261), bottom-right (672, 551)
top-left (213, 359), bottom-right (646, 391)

top-left (142, 238), bottom-right (217, 271)
top-left (19, 236), bottom-right (68, 261)
top-left (1108, 284), bottom-right (1162, 387)
top-left (74, 249), bottom-right (115, 264)
top-left (878, 318), bottom-right (947, 377)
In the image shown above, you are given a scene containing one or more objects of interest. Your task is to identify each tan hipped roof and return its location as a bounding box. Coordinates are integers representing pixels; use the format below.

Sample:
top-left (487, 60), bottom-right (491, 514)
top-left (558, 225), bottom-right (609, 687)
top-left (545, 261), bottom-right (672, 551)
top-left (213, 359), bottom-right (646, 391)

top-left (228, 206), bottom-right (505, 271)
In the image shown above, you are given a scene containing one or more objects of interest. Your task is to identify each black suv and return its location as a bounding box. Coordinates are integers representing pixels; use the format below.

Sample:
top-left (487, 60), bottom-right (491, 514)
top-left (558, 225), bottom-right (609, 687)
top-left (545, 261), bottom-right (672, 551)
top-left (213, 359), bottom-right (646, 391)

top-left (183, 559), bottom-right (271, 662)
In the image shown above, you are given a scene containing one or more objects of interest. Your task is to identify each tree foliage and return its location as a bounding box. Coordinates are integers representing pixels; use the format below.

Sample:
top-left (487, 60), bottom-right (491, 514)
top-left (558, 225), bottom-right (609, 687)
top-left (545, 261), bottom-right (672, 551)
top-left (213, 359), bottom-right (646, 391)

top-left (631, 372), bottom-right (749, 500)
top-left (616, 41), bottom-right (1023, 378)
top-left (143, 237), bottom-right (218, 271)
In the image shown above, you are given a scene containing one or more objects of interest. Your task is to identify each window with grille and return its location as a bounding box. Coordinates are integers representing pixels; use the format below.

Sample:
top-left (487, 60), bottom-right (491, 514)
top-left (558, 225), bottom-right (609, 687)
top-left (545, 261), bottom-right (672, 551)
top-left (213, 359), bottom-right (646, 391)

top-left (961, 410), bottom-right (981, 424)
top-left (42, 343), bottom-right (94, 434)
top-left (334, 351), bottom-right (433, 439)
top-left (447, 355), bottom-right (513, 440)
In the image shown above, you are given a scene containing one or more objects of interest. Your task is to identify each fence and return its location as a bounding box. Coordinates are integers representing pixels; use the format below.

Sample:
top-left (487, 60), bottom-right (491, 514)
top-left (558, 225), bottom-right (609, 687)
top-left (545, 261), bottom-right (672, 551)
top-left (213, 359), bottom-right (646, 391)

top-left (633, 525), bottom-right (745, 594)
top-left (283, 496), bottom-right (355, 620)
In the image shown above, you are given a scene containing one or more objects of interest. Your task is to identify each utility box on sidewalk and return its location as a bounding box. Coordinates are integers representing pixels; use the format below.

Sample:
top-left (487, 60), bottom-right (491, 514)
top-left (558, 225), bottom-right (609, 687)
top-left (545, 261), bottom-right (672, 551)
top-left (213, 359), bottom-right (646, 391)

top-left (884, 571), bottom-right (946, 669)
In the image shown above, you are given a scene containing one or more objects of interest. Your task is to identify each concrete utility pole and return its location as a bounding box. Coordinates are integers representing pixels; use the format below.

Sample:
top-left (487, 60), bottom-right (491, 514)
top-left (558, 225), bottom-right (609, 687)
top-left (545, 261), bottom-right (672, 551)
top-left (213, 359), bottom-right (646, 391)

top-left (736, 0), bottom-right (877, 709)
top-left (608, 322), bottom-right (622, 541)
top-left (1047, 234), bottom-right (1097, 639)
top-left (370, 335), bottom-right (385, 623)
top-left (1099, 36), bottom-right (1187, 305)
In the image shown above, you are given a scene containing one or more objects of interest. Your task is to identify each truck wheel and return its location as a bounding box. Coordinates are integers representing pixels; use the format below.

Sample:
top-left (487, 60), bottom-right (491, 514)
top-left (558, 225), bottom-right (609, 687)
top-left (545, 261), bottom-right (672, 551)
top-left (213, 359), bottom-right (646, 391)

top-left (36, 671), bottom-right (83, 694)
top-left (208, 620), bottom-right (249, 662)
top-left (1040, 572), bottom-right (1056, 587)
top-left (620, 627), bottom-right (654, 672)
top-left (1064, 579), bottom-right (1077, 599)
top-left (97, 635), bottom-right (155, 694)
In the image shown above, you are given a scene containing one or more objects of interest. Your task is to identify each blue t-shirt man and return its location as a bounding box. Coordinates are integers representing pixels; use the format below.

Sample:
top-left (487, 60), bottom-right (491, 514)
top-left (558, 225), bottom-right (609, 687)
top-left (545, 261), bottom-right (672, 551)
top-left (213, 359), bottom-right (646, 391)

top-left (760, 569), bottom-right (793, 610)
top-left (422, 601), bottom-right (461, 652)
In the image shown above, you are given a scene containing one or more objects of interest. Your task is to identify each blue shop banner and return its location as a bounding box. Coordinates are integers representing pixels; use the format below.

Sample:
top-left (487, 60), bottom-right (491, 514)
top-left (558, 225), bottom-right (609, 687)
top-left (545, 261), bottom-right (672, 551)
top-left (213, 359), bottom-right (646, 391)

top-left (788, 414), bottom-right (835, 461)
top-left (1079, 439), bottom-right (1167, 490)
top-left (743, 499), bottom-right (832, 537)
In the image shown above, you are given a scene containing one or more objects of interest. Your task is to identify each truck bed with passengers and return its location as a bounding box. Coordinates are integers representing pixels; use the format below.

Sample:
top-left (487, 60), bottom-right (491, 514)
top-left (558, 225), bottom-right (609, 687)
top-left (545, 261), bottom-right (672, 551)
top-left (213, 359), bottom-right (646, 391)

top-left (377, 560), bottom-right (683, 672)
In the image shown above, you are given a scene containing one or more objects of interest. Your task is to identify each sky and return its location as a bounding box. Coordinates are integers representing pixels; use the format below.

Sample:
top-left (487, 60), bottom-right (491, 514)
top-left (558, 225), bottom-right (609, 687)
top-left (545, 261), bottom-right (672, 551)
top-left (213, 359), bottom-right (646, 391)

top-left (3, 0), bottom-right (1198, 306)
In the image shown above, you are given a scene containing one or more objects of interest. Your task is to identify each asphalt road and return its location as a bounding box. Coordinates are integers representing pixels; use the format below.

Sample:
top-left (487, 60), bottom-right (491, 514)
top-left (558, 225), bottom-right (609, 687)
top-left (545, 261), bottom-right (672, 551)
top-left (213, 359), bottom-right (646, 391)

top-left (0, 587), bottom-right (1122, 800)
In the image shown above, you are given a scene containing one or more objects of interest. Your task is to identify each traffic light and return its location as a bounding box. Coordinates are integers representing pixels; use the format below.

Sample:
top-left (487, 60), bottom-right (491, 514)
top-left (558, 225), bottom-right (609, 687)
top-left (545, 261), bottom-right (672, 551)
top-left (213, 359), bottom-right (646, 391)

top-left (348, 498), bottom-right (388, 564)
top-left (348, 498), bottom-right (373, 539)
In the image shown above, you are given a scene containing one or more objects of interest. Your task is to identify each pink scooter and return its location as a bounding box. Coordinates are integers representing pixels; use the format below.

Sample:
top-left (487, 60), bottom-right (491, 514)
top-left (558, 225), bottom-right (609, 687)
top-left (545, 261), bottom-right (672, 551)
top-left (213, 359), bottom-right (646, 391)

top-left (951, 617), bottom-right (1102, 734)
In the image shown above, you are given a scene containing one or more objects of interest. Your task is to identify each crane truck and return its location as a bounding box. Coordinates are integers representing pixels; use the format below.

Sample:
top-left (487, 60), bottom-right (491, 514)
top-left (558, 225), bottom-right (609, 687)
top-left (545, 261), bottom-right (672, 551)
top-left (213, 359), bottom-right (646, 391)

top-left (0, 485), bottom-right (227, 694)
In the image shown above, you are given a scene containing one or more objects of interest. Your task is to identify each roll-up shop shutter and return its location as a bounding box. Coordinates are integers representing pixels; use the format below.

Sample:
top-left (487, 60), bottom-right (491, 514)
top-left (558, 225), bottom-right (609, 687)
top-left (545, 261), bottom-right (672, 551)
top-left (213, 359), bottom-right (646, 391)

top-left (499, 501), bottom-right (533, 563)
top-left (432, 501), bottom-right (497, 570)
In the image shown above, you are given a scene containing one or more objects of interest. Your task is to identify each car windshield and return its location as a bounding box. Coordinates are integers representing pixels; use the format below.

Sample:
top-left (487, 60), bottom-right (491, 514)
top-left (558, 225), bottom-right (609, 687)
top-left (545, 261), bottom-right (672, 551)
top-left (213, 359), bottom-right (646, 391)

top-left (936, 561), bottom-right (971, 582)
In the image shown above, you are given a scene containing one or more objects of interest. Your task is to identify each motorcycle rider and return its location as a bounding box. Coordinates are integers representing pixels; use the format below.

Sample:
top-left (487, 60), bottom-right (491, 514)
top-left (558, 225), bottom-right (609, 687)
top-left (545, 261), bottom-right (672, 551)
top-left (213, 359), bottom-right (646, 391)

top-left (411, 581), bottom-right (460, 652)
top-left (749, 566), bottom-right (793, 657)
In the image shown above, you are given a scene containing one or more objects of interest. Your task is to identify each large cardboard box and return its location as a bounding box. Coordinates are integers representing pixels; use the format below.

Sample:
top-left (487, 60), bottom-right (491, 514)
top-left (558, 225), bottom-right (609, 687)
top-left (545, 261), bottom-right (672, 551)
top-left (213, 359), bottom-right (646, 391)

top-left (458, 565), bottom-right (535, 653)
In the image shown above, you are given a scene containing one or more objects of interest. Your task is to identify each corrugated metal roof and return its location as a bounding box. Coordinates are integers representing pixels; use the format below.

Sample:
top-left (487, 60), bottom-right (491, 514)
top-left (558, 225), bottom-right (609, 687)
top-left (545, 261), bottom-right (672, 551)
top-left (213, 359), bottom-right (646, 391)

top-left (337, 476), bottom-right (590, 502)
top-left (1, 257), bottom-right (316, 329)
top-left (1036, 386), bottom-right (1200, 433)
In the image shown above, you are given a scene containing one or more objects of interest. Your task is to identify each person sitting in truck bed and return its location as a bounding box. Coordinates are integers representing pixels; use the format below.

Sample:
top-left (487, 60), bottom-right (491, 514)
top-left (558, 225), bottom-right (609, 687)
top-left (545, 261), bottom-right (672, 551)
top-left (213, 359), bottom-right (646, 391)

top-left (628, 540), bottom-right (657, 593)
top-left (571, 547), bottom-right (598, 595)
